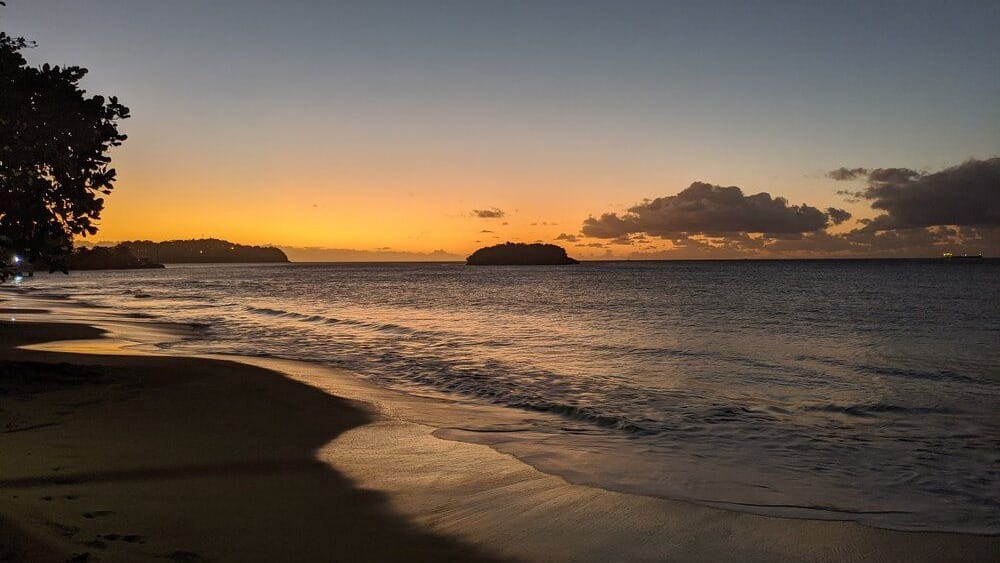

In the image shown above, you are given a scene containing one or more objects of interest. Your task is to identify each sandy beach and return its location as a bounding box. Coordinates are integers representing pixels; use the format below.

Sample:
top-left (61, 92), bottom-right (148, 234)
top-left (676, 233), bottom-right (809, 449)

top-left (1, 291), bottom-right (998, 562)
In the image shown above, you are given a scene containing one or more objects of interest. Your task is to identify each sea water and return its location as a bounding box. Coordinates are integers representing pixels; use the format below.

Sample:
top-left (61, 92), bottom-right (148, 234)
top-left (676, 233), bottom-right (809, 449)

top-left (18, 260), bottom-right (1000, 533)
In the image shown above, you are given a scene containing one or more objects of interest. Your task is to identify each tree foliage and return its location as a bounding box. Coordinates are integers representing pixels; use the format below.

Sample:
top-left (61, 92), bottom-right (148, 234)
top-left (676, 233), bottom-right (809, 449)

top-left (0, 27), bottom-right (129, 272)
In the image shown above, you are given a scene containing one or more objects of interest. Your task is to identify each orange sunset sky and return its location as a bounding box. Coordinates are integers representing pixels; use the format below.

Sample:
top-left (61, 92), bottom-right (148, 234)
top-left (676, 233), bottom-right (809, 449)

top-left (7, 2), bottom-right (998, 259)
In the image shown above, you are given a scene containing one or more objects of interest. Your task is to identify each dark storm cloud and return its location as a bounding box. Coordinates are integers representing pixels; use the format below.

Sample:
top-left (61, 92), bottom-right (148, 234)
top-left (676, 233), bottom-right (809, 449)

top-left (829, 157), bottom-right (1000, 230)
top-left (472, 208), bottom-right (505, 219)
top-left (580, 182), bottom-right (836, 239)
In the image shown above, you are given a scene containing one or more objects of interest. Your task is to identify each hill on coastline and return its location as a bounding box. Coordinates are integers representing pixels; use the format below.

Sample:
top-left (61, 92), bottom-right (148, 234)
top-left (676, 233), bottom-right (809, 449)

top-left (68, 246), bottom-right (166, 270)
top-left (119, 239), bottom-right (288, 264)
top-left (467, 242), bottom-right (579, 265)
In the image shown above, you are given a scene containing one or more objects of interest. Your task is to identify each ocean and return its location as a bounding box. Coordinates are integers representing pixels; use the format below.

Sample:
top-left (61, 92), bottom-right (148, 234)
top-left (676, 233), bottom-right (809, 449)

top-left (16, 260), bottom-right (1000, 533)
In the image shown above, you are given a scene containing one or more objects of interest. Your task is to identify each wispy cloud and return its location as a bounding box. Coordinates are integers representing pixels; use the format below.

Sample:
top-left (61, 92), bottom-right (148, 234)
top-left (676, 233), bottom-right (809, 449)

top-left (472, 208), bottom-right (505, 219)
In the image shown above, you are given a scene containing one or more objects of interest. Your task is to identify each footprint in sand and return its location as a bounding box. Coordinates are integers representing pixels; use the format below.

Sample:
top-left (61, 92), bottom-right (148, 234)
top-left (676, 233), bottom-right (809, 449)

top-left (100, 533), bottom-right (146, 544)
top-left (47, 521), bottom-right (79, 538)
top-left (40, 494), bottom-right (79, 501)
top-left (165, 551), bottom-right (204, 561)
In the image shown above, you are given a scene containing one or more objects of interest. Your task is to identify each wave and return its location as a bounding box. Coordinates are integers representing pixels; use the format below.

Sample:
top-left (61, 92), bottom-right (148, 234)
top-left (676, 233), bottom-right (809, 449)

top-left (802, 403), bottom-right (957, 417)
top-left (795, 355), bottom-right (975, 383)
top-left (120, 312), bottom-right (157, 319)
top-left (506, 400), bottom-right (656, 435)
top-left (243, 305), bottom-right (420, 336)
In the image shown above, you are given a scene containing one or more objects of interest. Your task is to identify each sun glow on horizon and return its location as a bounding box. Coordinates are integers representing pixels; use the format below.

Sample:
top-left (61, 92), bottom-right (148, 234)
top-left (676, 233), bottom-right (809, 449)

top-left (10, 1), bottom-right (995, 260)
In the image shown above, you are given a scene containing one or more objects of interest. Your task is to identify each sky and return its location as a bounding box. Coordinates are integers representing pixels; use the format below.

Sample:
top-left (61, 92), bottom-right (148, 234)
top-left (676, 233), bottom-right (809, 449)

top-left (4, 0), bottom-right (999, 259)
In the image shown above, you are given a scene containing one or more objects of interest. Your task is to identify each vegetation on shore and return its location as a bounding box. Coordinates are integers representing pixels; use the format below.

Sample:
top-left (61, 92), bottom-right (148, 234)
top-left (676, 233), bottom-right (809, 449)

top-left (117, 239), bottom-right (288, 263)
top-left (65, 239), bottom-right (289, 269)
top-left (0, 23), bottom-right (129, 272)
top-left (67, 245), bottom-right (164, 270)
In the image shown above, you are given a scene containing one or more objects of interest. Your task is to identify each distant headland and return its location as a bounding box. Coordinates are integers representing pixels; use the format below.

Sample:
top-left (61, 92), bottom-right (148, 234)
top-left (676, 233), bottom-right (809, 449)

top-left (466, 242), bottom-right (579, 265)
top-left (68, 239), bottom-right (289, 270)
top-left (119, 239), bottom-right (289, 264)
top-left (68, 246), bottom-right (166, 271)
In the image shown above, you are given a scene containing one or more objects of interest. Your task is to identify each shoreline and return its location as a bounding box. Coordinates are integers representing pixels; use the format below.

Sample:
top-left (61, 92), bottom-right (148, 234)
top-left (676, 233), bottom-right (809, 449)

top-left (0, 316), bottom-right (498, 562)
top-left (2, 290), bottom-right (998, 561)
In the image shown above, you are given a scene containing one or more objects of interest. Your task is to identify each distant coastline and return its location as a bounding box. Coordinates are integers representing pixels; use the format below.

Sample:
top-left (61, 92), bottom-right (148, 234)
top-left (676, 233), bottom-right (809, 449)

top-left (75, 238), bottom-right (288, 269)
top-left (121, 239), bottom-right (288, 264)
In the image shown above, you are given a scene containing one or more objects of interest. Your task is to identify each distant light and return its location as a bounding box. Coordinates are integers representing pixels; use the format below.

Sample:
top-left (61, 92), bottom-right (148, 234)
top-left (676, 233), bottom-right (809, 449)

top-left (13, 276), bottom-right (23, 283)
top-left (13, 255), bottom-right (19, 263)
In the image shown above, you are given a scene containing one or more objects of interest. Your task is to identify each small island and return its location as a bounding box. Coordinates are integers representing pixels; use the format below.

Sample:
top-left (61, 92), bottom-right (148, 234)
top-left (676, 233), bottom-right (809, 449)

top-left (466, 242), bottom-right (579, 265)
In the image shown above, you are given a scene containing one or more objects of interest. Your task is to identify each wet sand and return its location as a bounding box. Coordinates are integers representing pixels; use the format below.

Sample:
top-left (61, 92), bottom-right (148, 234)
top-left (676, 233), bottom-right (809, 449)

top-left (0, 321), bottom-right (497, 562)
top-left (1, 293), bottom-right (998, 562)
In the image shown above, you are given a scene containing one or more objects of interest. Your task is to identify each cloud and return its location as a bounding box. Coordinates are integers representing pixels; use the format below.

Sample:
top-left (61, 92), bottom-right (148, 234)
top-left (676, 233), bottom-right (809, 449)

top-left (829, 157), bottom-right (1000, 230)
top-left (835, 189), bottom-right (865, 203)
top-left (827, 167), bottom-right (921, 184)
top-left (480, 230), bottom-right (494, 233)
top-left (571, 158), bottom-right (999, 258)
top-left (826, 207), bottom-right (852, 225)
top-left (555, 233), bottom-right (579, 242)
top-left (827, 167), bottom-right (868, 181)
top-left (581, 182), bottom-right (838, 239)
top-left (617, 225), bottom-right (993, 259)
top-left (867, 168), bottom-right (921, 184)
top-left (472, 208), bottom-right (505, 219)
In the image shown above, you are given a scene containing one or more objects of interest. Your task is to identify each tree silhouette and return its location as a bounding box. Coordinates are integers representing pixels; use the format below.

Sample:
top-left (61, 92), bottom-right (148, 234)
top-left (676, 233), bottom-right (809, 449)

top-left (0, 22), bottom-right (129, 274)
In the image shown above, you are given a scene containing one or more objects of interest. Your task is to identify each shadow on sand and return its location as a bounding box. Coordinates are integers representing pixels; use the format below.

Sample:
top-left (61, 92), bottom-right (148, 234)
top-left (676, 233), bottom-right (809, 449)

top-left (0, 321), bottom-right (502, 562)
